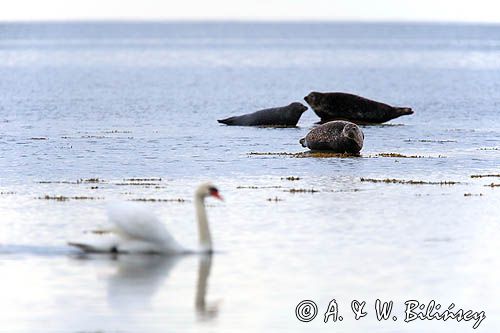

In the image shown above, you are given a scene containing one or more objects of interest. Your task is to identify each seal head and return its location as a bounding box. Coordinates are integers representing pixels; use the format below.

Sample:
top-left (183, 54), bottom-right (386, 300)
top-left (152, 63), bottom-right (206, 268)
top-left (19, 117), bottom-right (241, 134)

top-left (341, 122), bottom-right (364, 152)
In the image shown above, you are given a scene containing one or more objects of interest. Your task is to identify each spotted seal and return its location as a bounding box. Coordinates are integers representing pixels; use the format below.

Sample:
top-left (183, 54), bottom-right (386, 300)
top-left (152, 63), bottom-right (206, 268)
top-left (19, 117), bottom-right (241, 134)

top-left (218, 102), bottom-right (307, 127)
top-left (299, 120), bottom-right (364, 153)
top-left (304, 92), bottom-right (413, 124)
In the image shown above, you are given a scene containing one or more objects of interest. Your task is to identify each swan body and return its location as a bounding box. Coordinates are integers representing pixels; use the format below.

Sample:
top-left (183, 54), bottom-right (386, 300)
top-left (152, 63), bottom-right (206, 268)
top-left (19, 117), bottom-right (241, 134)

top-left (68, 182), bottom-right (222, 254)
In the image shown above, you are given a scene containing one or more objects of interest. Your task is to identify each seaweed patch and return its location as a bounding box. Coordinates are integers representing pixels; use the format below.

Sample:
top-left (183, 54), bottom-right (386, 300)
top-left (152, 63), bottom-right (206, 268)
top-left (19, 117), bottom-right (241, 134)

top-left (266, 197), bottom-right (283, 202)
top-left (360, 178), bottom-right (460, 185)
top-left (37, 195), bottom-right (104, 201)
top-left (248, 151), bottom-right (360, 158)
top-left (282, 176), bottom-right (301, 181)
top-left (404, 139), bottom-right (456, 143)
top-left (128, 198), bottom-right (187, 203)
top-left (123, 177), bottom-right (162, 182)
top-left (286, 188), bottom-right (319, 193)
top-left (470, 174), bottom-right (500, 178)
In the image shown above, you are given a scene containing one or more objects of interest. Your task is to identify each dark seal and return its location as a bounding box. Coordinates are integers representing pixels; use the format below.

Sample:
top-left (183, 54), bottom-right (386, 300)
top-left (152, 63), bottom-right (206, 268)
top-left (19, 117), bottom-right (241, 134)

top-left (218, 102), bottom-right (307, 127)
top-left (304, 92), bottom-right (413, 124)
top-left (299, 120), bottom-right (364, 154)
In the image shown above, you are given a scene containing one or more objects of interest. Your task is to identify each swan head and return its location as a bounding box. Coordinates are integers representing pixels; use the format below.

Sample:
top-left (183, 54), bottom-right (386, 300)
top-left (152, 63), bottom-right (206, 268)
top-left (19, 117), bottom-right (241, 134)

top-left (196, 182), bottom-right (223, 201)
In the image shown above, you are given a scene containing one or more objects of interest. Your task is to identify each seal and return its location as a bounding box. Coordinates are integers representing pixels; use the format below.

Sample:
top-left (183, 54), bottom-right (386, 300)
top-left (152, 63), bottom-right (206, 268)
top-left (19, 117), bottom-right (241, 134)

top-left (304, 92), bottom-right (413, 124)
top-left (217, 102), bottom-right (307, 127)
top-left (299, 120), bottom-right (364, 154)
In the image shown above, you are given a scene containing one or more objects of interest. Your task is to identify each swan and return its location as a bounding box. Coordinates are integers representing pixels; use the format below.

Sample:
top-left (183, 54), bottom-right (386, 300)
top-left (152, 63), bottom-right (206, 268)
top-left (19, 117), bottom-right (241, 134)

top-left (68, 182), bottom-right (222, 254)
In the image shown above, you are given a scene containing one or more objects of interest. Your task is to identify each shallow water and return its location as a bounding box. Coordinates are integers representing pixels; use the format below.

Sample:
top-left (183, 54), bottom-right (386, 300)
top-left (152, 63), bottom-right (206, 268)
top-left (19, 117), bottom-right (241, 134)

top-left (0, 22), bottom-right (499, 332)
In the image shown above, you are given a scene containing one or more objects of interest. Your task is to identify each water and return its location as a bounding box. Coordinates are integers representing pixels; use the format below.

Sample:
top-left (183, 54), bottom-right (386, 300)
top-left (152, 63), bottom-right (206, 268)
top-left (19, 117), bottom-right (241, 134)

top-left (0, 22), bottom-right (499, 332)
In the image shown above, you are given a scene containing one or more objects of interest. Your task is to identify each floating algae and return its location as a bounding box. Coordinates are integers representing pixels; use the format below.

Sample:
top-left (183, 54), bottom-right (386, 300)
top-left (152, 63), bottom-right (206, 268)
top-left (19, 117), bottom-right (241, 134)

top-left (464, 193), bottom-right (484, 197)
top-left (484, 183), bottom-right (500, 187)
top-left (404, 139), bottom-right (457, 143)
top-left (373, 153), bottom-right (446, 158)
top-left (248, 151), bottom-right (359, 158)
top-left (281, 176), bottom-right (301, 181)
top-left (37, 180), bottom-right (78, 184)
top-left (360, 178), bottom-right (461, 185)
top-left (237, 185), bottom-right (283, 189)
top-left (104, 130), bottom-right (132, 134)
top-left (37, 195), bottom-right (104, 201)
top-left (123, 177), bottom-right (162, 182)
top-left (37, 178), bottom-right (104, 184)
top-left (375, 153), bottom-right (425, 158)
top-left (115, 182), bottom-right (162, 186)
top-left (249, 151), bottom-right (443, 159)
top-left (128, 198), bottom-right (187, 203)
top-left (77, 178), bottom-right (102, 184)
top-left (286, 188), bottom-right (319, 193)
top-left (471, 174), bottom-right (500, 178)
top-left (267, 197), bottom-right (284, 202)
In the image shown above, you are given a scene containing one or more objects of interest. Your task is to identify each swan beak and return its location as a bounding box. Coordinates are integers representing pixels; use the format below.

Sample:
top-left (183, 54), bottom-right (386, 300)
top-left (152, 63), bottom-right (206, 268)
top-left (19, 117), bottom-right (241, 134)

top-left (211, 191), bottom-right (224, 201)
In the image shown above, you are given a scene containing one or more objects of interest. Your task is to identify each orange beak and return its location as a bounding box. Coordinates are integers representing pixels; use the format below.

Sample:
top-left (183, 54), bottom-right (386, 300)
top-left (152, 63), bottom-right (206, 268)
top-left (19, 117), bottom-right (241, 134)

top-left (210, 190), bottom-right (224, 201)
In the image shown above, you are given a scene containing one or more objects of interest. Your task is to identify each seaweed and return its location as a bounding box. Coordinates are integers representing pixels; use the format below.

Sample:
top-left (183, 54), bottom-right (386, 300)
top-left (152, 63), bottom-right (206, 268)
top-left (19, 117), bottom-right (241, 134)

top-left (248, 151), bottom-right (359, 158)
top-left (37, 180), bottom-right (78, 184)
top-left (404, 139), bottom-right (456, 143)
top-left (128, 198), bottom-right (187, 202)
top-left (281, 176), bottom-right (301, 181)
top-left (37, 195), bottom-right (104, 201)
top-left (360, 178), bottom-right (460, 185)
top-left (123, 178), bottom-right (162, 182)
top-left (237, 185), bottom-right (283, 189)
top-left (37, 178), bottom-right (103, 184)
top-left (286, 188), bottom-right (319, 193)
top-left (374, 153), bottom-right (446, 158)
top-left (470, 174), bottom-right (500, 178)
top-left (115, 182), bottom-right (161, 186)
top-left (376, 153), bottom-right (425, 158)
top-left (266, 197), bottom-right (283, 202)
top-left (104, 130), bottom-right (132, 134)
top-left (77, 178), bottom-right (102, 184)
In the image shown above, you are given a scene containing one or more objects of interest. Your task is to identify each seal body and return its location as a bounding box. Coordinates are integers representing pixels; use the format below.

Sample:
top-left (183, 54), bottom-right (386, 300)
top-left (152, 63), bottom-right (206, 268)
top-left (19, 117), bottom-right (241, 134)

top-left (218, 102), bottom-right (307, 127)
top-left (299, 120), bottom-right (364, 153)
top-left (304, 92), bottom-right (413, 124)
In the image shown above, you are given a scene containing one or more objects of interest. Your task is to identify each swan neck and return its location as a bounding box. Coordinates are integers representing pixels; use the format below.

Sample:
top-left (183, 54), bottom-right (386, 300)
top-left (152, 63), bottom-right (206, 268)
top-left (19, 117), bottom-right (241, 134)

top-left (195, 194), bottom-right (212, 252)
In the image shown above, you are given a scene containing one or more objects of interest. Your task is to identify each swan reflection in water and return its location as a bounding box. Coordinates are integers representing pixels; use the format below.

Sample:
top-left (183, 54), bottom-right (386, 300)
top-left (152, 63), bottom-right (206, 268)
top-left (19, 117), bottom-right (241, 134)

top-left (76, 253), bottom-right (220, 320)
top-left (195, 254), bottom-right (219, 321)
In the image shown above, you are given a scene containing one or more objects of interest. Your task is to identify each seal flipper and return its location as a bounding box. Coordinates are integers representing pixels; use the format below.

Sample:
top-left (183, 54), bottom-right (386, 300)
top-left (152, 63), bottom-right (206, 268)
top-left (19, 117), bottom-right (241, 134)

top-left (217, 117), bottom-right (237, 125)
top-left (299, 137), bottom-right (307, 148)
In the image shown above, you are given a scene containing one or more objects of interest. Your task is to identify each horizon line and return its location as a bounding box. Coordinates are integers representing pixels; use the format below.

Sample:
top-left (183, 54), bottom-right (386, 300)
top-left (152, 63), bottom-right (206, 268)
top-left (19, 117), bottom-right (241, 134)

top-left (1, 18), bottom-right (500, 26)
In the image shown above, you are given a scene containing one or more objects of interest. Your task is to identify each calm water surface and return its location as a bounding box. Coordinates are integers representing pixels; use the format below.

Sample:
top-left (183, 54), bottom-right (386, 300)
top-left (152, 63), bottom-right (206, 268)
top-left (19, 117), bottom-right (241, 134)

top-left (0, 22), bottom-right (499, 332)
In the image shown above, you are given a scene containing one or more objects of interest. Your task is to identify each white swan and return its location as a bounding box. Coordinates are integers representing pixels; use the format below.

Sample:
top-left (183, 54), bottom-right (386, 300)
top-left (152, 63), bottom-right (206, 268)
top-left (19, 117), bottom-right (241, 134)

top-left (68, 182), bottom-right (222, 254)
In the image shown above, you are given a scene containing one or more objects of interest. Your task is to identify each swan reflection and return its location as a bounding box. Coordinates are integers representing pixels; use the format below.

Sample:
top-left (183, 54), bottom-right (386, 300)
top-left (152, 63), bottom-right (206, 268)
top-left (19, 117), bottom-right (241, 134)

top-left (195, 254), bottom-right (219, 321)
top-left (75, 253), bottom-right (220, 320)
top-left (106, 254), bottom-right (181, 310)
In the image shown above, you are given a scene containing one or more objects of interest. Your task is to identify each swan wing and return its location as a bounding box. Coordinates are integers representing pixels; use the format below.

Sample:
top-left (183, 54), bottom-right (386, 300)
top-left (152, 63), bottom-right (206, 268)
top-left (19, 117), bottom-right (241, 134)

top-left (107, 202), bottom-right (183, 252)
